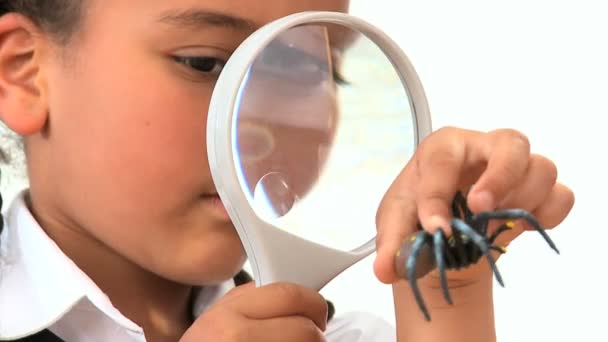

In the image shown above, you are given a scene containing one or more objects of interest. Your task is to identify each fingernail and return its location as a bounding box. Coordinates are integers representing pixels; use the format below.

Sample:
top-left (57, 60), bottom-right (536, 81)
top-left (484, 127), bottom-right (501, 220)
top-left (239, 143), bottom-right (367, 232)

top-left (470, 191), bottom-right (495, 211)
top-left (425, 215), bottom-right (448, 232)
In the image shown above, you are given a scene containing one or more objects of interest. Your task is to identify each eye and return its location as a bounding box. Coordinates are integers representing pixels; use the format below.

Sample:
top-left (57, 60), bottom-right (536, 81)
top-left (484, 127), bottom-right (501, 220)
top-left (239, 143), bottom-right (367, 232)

top-left (332, 69), bottom-right (349, 86)
top-left (173, 56), bottom-right (226, 76)
top-left (257, 43), bottom-right (349, 86)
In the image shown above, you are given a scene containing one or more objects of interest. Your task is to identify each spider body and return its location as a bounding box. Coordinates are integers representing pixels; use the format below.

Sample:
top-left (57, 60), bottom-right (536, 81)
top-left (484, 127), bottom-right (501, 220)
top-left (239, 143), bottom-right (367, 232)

top-left (395, 191), bottom-right (559, 321)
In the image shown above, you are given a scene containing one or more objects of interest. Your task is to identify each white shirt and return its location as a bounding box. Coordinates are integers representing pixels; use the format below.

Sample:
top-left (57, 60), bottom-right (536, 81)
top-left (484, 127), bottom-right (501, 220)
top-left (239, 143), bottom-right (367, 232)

top-left (0, 191), bottom-right (396, 341)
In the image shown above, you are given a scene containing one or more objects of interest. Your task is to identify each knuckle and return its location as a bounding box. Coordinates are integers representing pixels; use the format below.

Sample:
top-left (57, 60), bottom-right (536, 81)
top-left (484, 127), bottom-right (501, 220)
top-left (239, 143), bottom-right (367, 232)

top-left (434, 125), bottom-right (459, 137)
top-left (419, 189), bottom-right (452, 206)
top-left (428, 147), bottom-right (460, 164)
top-left (495, 128), bottom-right (530, 152)
top-left (490, 165), bottom-right (519, 190)
top-left (501, 157), bottom-right (523, 177)
top-left (419, 126), bottom-right (457, 150)
top-left (416, 127), bottom-right (466, 174)
top-left (274, 282), bottom-right (305, 306)
top-left (534, 154), bottom-right (558, 184)
top-left (418, 147), bottom-right (460, 173)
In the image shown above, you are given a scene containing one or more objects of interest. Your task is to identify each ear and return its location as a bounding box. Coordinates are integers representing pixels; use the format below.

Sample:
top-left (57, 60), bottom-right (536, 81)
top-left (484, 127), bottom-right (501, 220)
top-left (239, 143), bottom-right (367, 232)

top-left (0, 13), bottom-right (49, 135)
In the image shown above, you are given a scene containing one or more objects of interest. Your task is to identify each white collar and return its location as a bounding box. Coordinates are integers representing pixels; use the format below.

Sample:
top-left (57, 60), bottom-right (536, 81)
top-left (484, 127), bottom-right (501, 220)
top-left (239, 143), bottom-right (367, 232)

top-left (0, 190), bottom-right (234, 340)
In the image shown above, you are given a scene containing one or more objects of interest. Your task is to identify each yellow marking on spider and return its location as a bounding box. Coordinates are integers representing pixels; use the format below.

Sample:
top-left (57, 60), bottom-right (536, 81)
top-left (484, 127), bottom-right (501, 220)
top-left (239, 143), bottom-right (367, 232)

top-left (506, 221), bottom-right (515, 229)
top-left (410, 235), bottom-right (417, 242)
top-left (499, 246), bottom-right (507, 253)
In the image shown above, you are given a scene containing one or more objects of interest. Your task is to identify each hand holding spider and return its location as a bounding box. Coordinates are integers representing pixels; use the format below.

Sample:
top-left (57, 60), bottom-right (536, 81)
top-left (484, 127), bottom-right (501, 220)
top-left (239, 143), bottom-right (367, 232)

top-left (373, 127), bottom-right (574, 321)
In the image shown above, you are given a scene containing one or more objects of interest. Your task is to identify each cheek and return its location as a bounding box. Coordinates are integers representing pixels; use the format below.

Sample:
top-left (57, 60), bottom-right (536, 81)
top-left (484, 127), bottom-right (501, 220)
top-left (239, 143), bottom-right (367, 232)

top-left (109, 73), bottom-right (211, 182)
top-left (48, 49), bottom-right (213, 215)
top-left (103, 62), bottom-right (210, 169)
top-left (43, 48), bottom-right (235, 281)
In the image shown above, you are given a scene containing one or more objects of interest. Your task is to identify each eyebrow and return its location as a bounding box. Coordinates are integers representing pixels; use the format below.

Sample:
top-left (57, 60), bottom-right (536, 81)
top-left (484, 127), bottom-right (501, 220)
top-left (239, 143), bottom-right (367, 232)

top-left (156, 8), bottom-right (256, 32)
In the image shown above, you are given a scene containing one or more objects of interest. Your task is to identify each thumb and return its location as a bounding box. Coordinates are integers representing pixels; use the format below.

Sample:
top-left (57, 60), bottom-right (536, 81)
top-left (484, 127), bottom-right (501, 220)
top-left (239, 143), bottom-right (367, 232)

top-left (374, 193), bottom-right (419, 284)
top-left (219, 281), bottom-right (256, 303)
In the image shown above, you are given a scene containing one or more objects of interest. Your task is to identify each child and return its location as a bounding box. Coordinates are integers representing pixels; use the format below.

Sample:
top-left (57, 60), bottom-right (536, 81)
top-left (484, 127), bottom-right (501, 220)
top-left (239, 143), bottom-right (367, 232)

top-left (0, 1), bottom-right (574, 341)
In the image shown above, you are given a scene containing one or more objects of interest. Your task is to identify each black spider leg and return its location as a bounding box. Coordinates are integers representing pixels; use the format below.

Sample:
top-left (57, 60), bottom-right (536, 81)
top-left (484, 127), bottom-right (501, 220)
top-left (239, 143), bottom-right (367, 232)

top-left (451, 192), bottom-right (484, 263)
top-left (451, 192), bottom-right (464, 219)
top-left (451, 218), bottom-right (504, 287)
top-left (488, 223), bottom-right (513, 244)
top-left (464, 222), bottom-right (510, 269)
top-left (482, 222), bottom-right (511, 260)
top-left (472, 209), bottom-right (560, 254)
top-left (406, 231), bottom-right (433, 321)
top-left (467, 219), bottom-right (490, 262)
top-left (433, 229), bottom-right (452, 305)
top-left (453, 191), bottom-right (474, 221)
top-left (457, 193), bottom-right (507, 267)
top-left (454, 192), bottom-right (488, 261)
top-left (489, 245), bottom-right (507, 254)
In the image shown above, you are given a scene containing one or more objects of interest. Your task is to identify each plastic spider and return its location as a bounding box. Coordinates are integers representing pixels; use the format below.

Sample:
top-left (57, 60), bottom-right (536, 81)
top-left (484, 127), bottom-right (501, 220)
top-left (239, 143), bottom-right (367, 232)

top-left (395, 191), bottom-right (559, 321)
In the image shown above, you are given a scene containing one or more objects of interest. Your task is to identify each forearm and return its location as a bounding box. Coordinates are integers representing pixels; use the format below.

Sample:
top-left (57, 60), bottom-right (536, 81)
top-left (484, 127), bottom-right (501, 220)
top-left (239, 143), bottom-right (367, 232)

top-left (393, 273), bottom-right (496, 342)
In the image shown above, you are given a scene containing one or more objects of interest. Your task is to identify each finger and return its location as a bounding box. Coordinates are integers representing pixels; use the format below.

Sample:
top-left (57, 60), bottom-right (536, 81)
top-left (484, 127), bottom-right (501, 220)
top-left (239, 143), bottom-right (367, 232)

top-left (226, 282), bottom-right (328, 331)
top-left (219, 281), bottom-right (256, 302)
top-left (415, 127), bottom-right (473, 235)
top-left (530, 183), bottom-right (575, 229)
top-left (249, 316), bottom-right (326, 342)
top-left (486, 183), bottom-right (574, 248)
top-left (498, 154), bottom-right (558, 211)
top-left (468, 129), bottom-right (531, 212)
top-left (374, 191), bottom-right (418, 284)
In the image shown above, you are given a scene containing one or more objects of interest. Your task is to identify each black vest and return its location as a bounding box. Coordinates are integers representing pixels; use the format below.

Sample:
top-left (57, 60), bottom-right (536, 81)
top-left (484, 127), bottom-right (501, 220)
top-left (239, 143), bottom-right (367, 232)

top-left (9, 270), bottom-right (335, 341)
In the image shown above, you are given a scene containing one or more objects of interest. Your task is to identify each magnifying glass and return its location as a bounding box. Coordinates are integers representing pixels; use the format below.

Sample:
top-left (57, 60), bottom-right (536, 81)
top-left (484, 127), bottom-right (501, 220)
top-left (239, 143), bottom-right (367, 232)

top-left (207, 11), bottom-right (432, 291)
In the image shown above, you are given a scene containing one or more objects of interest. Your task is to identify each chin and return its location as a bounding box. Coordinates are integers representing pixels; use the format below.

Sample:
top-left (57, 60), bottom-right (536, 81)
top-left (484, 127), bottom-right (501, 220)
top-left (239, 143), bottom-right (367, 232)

top-left (167, 238), bottom-right (247, 286)
top-left (180, 260), bottom-right (247, 286)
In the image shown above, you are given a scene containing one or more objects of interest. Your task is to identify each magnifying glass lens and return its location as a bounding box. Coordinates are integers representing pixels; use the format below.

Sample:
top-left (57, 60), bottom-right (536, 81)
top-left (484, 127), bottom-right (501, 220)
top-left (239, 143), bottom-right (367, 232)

top-left (232, 23), bottom-right (418, 252)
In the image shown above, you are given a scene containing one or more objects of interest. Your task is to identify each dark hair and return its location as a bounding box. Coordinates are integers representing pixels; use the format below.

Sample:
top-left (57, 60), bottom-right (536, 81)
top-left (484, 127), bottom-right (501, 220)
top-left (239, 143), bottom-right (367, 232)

top-left (0, 1), bottom-right (84, 43)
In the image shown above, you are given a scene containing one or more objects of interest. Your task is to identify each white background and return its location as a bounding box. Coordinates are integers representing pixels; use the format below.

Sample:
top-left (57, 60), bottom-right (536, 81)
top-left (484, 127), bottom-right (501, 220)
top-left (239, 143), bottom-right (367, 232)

top-left (320, 1), bottom-right (606, 341)
top-left (1, 1), bottom-right (605, 341)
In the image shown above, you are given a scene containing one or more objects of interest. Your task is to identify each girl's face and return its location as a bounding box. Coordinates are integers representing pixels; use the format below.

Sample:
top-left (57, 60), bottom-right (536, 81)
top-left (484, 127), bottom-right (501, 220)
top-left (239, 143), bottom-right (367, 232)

top-left (25, 0), bottom-right (349, 284)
